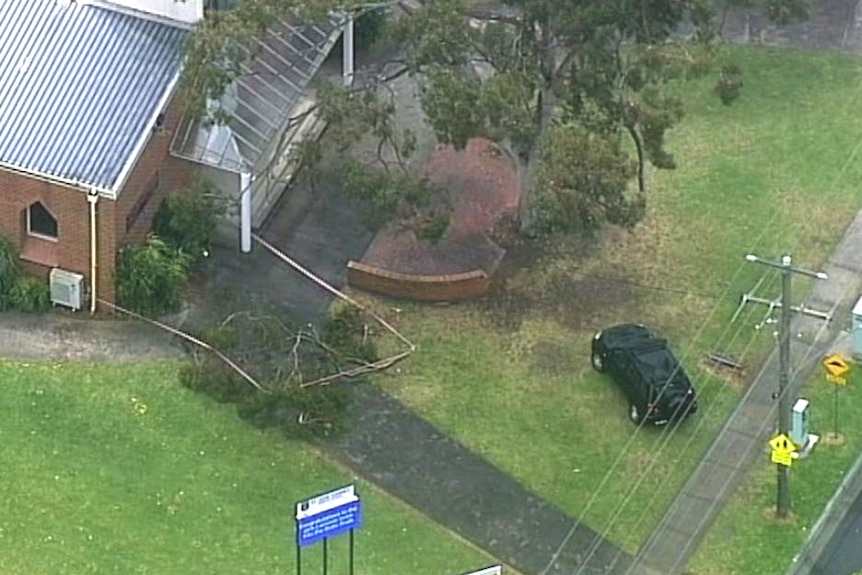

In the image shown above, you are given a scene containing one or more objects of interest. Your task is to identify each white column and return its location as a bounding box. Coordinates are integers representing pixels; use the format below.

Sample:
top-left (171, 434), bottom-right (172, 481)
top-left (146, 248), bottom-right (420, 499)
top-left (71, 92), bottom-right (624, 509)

top-left (240, 171), bottom-right (252, 253)
top-left (342, 16), bottom-right (354, 87)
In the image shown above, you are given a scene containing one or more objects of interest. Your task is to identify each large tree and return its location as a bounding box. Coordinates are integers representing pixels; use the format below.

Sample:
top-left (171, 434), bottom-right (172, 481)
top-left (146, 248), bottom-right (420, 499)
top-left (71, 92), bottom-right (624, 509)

top-left (180, 0), bottom-right (808, 236)
top-left (394, 0), bottom-right (714, 233)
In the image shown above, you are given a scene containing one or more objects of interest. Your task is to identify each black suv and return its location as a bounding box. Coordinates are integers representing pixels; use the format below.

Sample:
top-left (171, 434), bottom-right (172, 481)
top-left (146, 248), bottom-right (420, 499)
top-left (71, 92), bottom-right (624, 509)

top-left (591, 324), bottom-right (698, 426)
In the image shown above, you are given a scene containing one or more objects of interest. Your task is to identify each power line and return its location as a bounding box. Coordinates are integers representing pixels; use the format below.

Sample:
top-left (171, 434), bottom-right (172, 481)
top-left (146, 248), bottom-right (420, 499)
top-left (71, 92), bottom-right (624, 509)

top-left (570, 272), bottom-right (775, 575)
top-left (661, 299), bottom-right (841, 575)
top-left (599, 132), bottom-right (862, 575)
top-left (543, 267), bottom-right (775, 575)
top-left (564, 74), bottom-right (862, 575)
top-left (619, 116), bottom-right (862, 575)
top-left (571, 271), bottom-right (725, 300)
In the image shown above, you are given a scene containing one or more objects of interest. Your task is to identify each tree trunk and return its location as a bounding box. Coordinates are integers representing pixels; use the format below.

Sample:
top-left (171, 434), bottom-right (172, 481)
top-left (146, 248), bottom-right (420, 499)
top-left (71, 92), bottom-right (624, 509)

top-left (626, 123), bottom-right (648, 194)
top-left (516, 82), bottom-right (556, 234)
top-left (511, 17), bottom-right (560, 235)
top-left (516, 151), bottom-right (536, 231)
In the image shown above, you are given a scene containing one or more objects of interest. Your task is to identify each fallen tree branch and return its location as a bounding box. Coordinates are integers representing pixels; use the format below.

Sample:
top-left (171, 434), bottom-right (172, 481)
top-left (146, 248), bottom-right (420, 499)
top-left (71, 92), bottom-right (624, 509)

top-left (98, 231), bottom-right (417, 398)
top-left (97, 299), bottom-right (264, 392)
top-left (252, 233), bottom-right (416, 353)
top-left (300, 349), bottom-right (413, 387)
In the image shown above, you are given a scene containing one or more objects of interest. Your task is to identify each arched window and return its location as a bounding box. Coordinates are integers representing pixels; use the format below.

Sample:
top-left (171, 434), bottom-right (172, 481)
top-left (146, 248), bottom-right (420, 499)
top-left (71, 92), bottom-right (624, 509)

top-left (27, 201), bottom-right (58, 240)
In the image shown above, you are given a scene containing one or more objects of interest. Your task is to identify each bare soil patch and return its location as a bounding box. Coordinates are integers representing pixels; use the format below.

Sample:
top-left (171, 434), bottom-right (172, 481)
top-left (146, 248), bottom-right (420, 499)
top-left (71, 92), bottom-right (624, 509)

top-left (698, 358), bottom-right (748, 391)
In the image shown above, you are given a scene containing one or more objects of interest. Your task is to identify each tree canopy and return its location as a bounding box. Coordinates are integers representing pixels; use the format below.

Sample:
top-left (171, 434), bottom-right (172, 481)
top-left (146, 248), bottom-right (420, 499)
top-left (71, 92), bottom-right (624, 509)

top-left (391, 0), bottom-right (709, 232)
top-left (180, 0), bottom-right (810, 236)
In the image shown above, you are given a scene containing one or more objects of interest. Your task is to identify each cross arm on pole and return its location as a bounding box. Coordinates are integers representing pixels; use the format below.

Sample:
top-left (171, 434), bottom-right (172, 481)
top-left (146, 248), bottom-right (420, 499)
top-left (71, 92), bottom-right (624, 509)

top-left (745, 254), bottom-right (829, 279)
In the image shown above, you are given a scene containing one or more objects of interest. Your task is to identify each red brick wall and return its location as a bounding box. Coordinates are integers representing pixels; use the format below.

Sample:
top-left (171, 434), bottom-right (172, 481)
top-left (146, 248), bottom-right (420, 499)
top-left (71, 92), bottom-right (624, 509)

top-left (114, 94), bottom-right (192, 247)
top-left (108, 94), bottom-right (195, 307)
top-left (346, 260), bottom-right (493, 301)
top-left (0, 172), bottom-right (91, 284)
top-left (0, 92), bottom-right (197, 311)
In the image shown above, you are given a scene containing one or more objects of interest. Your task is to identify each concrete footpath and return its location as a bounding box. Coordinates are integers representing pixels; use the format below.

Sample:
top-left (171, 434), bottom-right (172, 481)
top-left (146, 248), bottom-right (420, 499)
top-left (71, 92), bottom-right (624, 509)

top-left (0, 310), bottom-right (184, 362)
top-left (628, 210), bottom-right (862, 575)
top-left (321, 383), bottom-right (634, 575)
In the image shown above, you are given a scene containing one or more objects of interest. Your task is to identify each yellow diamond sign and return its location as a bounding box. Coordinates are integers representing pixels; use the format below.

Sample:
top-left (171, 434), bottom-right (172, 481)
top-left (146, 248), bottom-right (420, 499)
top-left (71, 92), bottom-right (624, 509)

top-left (823, 354), bottom-right (850, 378)
top-left (768, 433), bottom-right (798, 467)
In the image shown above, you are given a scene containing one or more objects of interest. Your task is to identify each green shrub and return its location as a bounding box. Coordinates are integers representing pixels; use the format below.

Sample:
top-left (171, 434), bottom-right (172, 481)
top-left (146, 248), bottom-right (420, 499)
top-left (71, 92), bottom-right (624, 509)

top-left (0, 237), bottom-right (21, 311)
top-left (715, 64), bottom-right (743, 106)
top-left (339, 161), bottom-right (441, 231)
top-left (237, 381), bottom-right (351, 440)
top-left (201, 323), bottom-right (240, 351)
top-left (9, 276), bottom-right (50, 313)
top-left (321, 305), bottom-right (378, 364)
top-left (416, 210), bottom-right (450, 244)
top-left (354, 7), bottom-right (390, 50)
top-left (151, 178), bottom-right (225, 264)
top-left (179, 361), bottom-right (254, 404)
top-left (115, 236), bottom-right (191, 318)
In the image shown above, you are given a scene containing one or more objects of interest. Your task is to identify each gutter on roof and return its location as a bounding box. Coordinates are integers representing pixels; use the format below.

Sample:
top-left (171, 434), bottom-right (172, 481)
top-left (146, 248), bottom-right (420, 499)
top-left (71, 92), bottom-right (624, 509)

top-left (111, 69), bottom-right (182, 198)
top-left (0, 160), bottom-right (112, 197)
top-left (87, 0), bottom-right (199, 30)
top-left (171, 150), bottom-right (245, 174)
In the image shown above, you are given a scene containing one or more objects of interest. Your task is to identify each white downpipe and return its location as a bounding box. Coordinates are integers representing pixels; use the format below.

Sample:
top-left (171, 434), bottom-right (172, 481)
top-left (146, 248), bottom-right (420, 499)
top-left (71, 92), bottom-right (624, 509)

top-left (343, 16), bottom-right (354, 87)
top-left (240, 171), bottom-right (252, 253)
top-left (87, 188), bottom-right (100, 314)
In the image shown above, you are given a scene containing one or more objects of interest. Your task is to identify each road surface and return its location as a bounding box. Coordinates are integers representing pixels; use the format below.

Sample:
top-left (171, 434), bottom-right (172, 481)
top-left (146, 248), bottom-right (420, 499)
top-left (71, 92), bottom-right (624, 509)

top-left (813, 485), bottom-right (862, 575)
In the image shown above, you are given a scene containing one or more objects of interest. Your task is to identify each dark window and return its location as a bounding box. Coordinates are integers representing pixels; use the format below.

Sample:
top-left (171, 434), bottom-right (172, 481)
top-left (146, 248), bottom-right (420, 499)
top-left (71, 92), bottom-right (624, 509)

top-left (28, 202), bottom-right (58, 239)
top-left (126, 171), bottom-right (160, 232)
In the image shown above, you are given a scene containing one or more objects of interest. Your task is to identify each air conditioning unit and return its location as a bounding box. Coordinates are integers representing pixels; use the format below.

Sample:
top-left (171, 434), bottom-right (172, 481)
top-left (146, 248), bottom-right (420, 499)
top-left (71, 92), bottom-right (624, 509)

top-left (49, 268), bottom-right (84, 311)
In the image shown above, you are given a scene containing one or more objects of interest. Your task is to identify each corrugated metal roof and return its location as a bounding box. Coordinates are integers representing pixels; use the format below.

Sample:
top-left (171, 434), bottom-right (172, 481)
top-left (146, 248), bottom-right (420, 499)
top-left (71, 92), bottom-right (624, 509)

top-left (0, 0), bottom-right (189, 194)
top-left (171, 14), bottom-right (343, 173)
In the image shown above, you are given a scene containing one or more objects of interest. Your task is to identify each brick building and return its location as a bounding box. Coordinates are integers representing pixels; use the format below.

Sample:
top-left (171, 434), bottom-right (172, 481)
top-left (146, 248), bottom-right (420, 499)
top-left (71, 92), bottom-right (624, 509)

top-left (0, 0), bottom-right (354, 312)
top-left (0, 0), bottom-right (198, 312)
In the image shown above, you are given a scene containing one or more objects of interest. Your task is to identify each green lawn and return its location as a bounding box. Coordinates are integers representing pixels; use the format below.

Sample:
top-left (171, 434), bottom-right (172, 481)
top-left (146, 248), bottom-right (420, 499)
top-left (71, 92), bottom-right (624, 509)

top-left (690, 369), bottom-right (862, 575)
top-left (370, 45), bottom-right (862, 553)
top-left (0, 360), bottom-right (492, 575)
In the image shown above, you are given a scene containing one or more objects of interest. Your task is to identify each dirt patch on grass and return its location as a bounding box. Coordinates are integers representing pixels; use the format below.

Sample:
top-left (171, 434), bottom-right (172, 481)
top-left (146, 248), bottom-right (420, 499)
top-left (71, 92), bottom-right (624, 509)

top-left (530, 340), bottom-right (582, 376)
top-left (541, 272), bottom-right (639, 331)
top-left (481, 262), bottom-right (642, 332)
top-left (760, 507), bottom-right (798, 525)
top-left (474, 237), bottom-right (548, 330)
top-left (698, 358), bottom-right (747, 391)
top-left (823, 431), bottom-right (846, 445)
top-left (478, 230), bottom-right (644, 332)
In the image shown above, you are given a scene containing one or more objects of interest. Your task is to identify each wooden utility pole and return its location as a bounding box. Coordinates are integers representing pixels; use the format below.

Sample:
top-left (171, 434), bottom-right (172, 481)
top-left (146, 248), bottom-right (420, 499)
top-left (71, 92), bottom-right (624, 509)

top-left (745, 254), bottom-right (827, 518)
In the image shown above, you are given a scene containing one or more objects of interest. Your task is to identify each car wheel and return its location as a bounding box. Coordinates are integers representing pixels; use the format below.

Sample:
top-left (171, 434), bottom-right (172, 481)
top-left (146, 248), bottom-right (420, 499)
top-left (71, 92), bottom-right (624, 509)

top-left (591, 351), bottom-right (606, 372)
top-left (630, 403), bottom-right (642, 424)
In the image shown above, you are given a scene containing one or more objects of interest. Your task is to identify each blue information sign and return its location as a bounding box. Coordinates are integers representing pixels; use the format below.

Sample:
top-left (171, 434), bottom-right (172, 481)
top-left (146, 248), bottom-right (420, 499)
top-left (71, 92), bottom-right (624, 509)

top-left (296, 500), bottom-right (362, 547)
